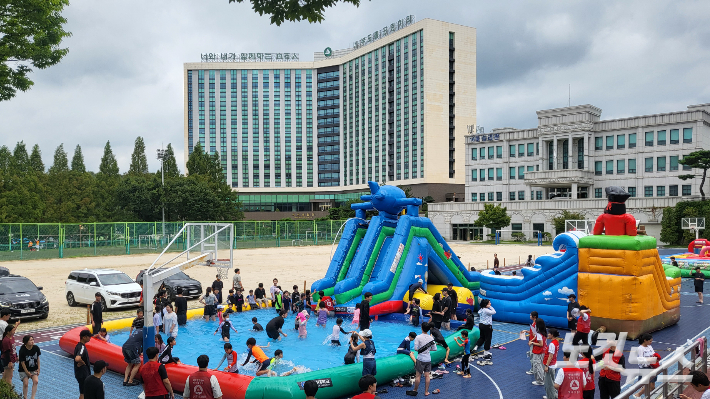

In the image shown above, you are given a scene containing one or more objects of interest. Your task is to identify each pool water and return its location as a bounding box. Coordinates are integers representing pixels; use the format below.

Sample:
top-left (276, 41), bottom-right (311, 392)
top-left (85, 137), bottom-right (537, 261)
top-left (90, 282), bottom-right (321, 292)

top-left (110, 309), bottom-right (452, 377)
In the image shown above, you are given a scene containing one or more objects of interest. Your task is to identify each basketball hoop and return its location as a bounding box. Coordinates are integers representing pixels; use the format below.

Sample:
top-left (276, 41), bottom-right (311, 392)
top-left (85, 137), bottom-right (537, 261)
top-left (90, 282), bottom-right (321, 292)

top-left (682, 218), bottom-right (706, 240)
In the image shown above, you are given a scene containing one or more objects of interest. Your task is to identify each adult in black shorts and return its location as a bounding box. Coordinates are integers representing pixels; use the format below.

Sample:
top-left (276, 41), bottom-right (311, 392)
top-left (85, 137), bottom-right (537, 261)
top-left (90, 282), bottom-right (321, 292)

top-left (74, 330), bottom-right (92, 399)
top-left (174, 288), bottom-right (188, 325)
top-left (429, 325), bottom-right (451, 363)
top-left (359, 293), bottom-right (373, 331)
top-left (83, 360), bottom-right (108, 399)
top-left (694, 267), bottom-right (705, 304)
top-left (265, 311), bottom-right (288, 340)
top-left (567, 294), bottom-right (579, 333)
top-left (90, 293), bottom-right (103, 335)
top-left (121, 328), bottom-right (143, 386)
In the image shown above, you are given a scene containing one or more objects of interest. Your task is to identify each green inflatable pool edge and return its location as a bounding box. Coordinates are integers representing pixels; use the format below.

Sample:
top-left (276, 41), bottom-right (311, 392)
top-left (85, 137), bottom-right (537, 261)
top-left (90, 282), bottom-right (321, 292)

top-left (663, 266), bottom-right (682, 279)
top-left (243, 327), bottom-right (481, 399)
top-left (578, 235), bottom-right (657, 251)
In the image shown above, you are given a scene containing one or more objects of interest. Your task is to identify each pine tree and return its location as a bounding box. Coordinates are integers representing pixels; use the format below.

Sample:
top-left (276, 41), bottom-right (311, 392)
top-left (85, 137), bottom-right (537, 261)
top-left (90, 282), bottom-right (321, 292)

top-left (161, 143), bottom-right (180, 178)
top-left (29, 144), bottom-right (44, 173)
top-left (48, 144), bottom-right (69, 174)
top-left (128, 137), bottom-right (149, 175)
top-left (98, 141), bottom-right (119, 176)
top-left (10, 141), bottom-right (30, 173)
top-left (0, 146), bottom-right (10, 172)
top-left (71, 144), bottom-right (86, 173)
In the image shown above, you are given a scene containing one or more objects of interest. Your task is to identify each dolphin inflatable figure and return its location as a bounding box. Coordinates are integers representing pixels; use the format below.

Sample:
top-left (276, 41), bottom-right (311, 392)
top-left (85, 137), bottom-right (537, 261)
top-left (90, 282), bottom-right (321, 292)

top-left (351, 181), bottom-right (422, 219)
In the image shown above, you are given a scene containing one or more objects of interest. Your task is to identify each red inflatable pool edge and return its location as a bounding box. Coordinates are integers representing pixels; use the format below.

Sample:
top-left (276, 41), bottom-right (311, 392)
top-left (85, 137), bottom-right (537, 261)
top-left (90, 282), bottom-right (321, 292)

top-left (59, 326), bottom-right (254, 399)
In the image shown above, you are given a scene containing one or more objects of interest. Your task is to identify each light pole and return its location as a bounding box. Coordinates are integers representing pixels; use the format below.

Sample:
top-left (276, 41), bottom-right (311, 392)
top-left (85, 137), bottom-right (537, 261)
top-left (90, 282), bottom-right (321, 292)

top-left (156, 148), bottom-right (166, 245)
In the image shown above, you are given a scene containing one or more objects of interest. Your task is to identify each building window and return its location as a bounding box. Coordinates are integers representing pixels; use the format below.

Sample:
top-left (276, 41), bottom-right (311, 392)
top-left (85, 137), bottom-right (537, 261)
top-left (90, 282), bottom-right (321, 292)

top-left (509, 167), bottom-right (515, 180)
top-left (606, 136), bottom-right (613, 150)
top-left (471, 193), bottom-right (477, 202)
top-left (670, 129), bottom-right (679, 144)
top-left (657, 186), bottom-right (665, 197)
top-left (617, 134), bottom-right (625, 149)
top-left (645, 131), bottom-right (654, 146)
top-left (683, 128), bottom-right (692, 143)
top-left (536, 191), bottom-right (542, 200)
top-left (657, 156), bottom-right (666, 172)
top-left (617, 159), bottom-right (625, 174)
top-left (488, 168), bottom-right (494, 181)
top-left (518, 144), bottom-right (525, 158)
top-left (595, 137), bottom-right (603, 151)
top-left (645, 157), bottom-right (653, 172)
top-left (496, 192), bottom-right (502, 202)
top-left (606, 160), bottom-right (613, 175)
top-left (518, 191), bottom-right (525, 200)
top-left (629, 133), bottom-right (637, 148)
top-left (480, 169), bottom-right (485, 181)
top-left (488, 192), bottom-right (494, 201)
top-left (644, 186), bottom-right (653, 197)
top-left (496, 146), bottom-right (503, 159)
top-left (480, 148), bottom-right (485, 159)
top-left (471, 169), bottom-right (477, 181)
top-left (670, 155), bottom-right (679, 171)
top-left (628, 158), bottom-right (636, 173)
top-left (471, 149), bottom-right (477, 160)
top-left (628, 187), bottom-right (636, 197)
top-left (512, 223), bottom-right (523, 231)
top-left (577, 138), bottom-right (584, 169)
top-left (518, 166), bottom-right (524, 180)
top-left (595, 161), bottom-right (602, 176)
top-left (509, 145), bottom-right (515, 158)
top-left (509, 192), bottom-right (516, 201)
top-left (682, 185), bottom-right (692, 196)
top-left (548, 141), bottom-right (554, 170)
top-left (657, 130), bottom-right (666, 146)
top-left (480, 192), bottom-right (486, 202)
top-left (595, 188), bottom-right (603, 198)
top-left (536, 142), bottom-right (539, 155)
top-left (496, 168), bottom-right (503, 181)
top-left (669, 185), bottom-right (678, 196)
top-left (527, 143), bottom-right (534, 157)
top-left (488, 146), bottom-right (494, 159)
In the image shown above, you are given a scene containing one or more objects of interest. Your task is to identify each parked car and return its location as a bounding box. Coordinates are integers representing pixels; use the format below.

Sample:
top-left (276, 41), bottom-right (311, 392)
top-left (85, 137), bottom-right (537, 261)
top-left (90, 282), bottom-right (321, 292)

top-left (65, 269), bottom-right (142, 310)
top-left (135, 270), bottom-right (202, 301)
top-left (0, 275), bottom-right (49, 320)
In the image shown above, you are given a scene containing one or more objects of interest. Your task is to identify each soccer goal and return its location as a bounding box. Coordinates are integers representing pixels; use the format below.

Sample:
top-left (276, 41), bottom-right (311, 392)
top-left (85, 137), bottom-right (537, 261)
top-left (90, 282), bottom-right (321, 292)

top-left (565, 220), bottom-right (596, 235)
top-left (682, 217), bottom-right (706, 240)
top-left (138, 234), bottom-right (173, 250)
top-left (495, 230), bottom-right (543, 246)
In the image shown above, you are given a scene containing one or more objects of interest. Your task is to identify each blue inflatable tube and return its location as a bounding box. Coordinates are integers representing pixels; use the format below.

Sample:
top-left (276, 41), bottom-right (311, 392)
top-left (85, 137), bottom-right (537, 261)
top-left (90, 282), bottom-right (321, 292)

top-left (312, 218), bottom-right (364, 293)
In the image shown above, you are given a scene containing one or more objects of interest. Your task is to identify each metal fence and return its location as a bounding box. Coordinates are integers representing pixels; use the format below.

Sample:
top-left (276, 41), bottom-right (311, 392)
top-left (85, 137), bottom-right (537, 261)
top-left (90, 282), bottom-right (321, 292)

top-left (0, 220), bottom-right (348, 261)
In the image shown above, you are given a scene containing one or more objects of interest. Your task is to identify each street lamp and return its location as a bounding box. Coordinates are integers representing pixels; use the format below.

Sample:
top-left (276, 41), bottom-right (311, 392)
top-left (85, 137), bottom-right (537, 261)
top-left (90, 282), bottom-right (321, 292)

top-left (156, 148), bottom-right (166, 244)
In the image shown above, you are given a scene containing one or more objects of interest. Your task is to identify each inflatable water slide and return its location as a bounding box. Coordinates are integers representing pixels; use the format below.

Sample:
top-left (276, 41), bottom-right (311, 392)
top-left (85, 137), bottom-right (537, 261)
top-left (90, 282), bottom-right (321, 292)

top-left (311, 182), bottom-right (478, 316)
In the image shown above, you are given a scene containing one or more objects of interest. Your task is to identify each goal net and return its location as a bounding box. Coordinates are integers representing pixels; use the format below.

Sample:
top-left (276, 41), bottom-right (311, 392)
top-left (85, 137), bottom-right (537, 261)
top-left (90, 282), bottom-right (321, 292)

top-left (565, 220), bottom-right (595, 235)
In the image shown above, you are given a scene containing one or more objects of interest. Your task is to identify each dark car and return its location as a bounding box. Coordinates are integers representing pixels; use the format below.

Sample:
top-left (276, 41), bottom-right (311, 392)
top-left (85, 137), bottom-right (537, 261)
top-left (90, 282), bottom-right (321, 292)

top-left (0, 275), bottom-right (49, 320)
top-left (135, 270), bottom-right (202, 300)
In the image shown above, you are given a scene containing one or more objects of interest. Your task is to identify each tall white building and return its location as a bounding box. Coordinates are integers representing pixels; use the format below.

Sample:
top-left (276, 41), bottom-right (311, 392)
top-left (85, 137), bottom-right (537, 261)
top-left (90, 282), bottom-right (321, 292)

top-left (430, 103), bottom-right (710, 242)
top-left (183, 18), bottom-right (476, 219)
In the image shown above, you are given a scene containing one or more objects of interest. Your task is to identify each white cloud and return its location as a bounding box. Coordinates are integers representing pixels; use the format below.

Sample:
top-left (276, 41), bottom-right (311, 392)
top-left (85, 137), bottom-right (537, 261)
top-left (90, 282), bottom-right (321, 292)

top-left (558, 287), bottom-right (575, 296)
top-left (543, 291), bottom-right (552, 296)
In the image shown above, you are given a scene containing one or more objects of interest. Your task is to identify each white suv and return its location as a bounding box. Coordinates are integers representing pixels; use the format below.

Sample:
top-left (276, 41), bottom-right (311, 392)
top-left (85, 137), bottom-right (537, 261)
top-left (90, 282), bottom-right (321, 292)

top-left (65, 269), bottom-right (142, 310)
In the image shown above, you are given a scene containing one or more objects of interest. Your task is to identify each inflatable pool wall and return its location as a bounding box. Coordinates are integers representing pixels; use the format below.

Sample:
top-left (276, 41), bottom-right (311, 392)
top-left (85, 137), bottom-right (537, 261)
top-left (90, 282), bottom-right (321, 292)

top-left (60, 310), bottom-right (479, 399)
top-left (577, 235), bottom-right (681, 340)
top-left (312, 182), bottom-right (480, 317)
top-left (477, 231), bottom-right (584, 328)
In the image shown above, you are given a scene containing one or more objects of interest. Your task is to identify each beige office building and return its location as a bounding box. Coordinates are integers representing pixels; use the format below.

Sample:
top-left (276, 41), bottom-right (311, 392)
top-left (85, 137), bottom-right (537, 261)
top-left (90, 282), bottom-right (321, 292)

top-left (184, 18), bottom-right (476, 218)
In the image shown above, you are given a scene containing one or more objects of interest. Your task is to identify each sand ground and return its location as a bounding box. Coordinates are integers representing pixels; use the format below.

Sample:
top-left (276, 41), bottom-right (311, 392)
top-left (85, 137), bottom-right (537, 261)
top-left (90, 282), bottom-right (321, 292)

top-left (1, 242), bottom-right (552, 332)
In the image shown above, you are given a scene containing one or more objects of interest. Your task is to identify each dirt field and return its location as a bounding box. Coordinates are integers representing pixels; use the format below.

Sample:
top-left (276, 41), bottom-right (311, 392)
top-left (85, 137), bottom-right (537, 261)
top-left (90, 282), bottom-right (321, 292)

top-left (1, 242), bottom-right (552, 332)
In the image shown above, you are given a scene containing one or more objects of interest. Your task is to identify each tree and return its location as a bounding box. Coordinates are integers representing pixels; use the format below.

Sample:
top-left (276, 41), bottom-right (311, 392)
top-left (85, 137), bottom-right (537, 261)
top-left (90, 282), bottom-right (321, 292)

top-left (228, 0), bottom-right (360, 26)
top-left (0, 146), bottom-right (10, 172)
top-left (0, 0), bottom-right (72, 101)
top-left (98, 141), bottom-right (119, 176)
top-left (552, 210), bottom-right (587, 234)
top-left (48, 144), bottom-right (69, 174)
top-left (10, 141), bottom-right (30, 173)
top-left (397, 185), bottom-right (413, 198)
top-left (71, 145), bottom-right (86, 173)
top-left (679, 150), bottom-right (710, 201)
top-left (29, 144), bottom-right (44, 172)
top-left (128, 136), bottom-right (149, 175)
top-left (474, 204), bottom-right (511, 232)
top-left (186, 143), bottom-right (223, 183)
top-left (160, 143), bottom-right (180, 179)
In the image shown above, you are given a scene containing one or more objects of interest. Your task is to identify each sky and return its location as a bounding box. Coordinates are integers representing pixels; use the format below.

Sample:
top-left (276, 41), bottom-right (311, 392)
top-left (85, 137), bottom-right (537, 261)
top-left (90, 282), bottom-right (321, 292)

top-left (1, 0), bottom-right (709, 174)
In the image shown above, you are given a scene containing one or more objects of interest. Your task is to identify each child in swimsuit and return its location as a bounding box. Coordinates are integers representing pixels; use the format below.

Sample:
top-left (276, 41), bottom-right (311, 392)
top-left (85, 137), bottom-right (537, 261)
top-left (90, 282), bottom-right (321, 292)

top-left (316, 301), bottom-right (328, 328)
top-left (213, 312), bottom-right (239, 342)
top-left (297, 310), bottom-right (309, 338)
top-left (352, 303), bottom-right (361, 325)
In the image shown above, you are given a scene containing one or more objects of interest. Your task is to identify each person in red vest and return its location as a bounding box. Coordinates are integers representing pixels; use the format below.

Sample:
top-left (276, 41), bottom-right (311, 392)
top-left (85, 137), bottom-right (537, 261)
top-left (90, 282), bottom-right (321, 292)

top-left (579, 348), bottom-right (596, 399)
top-left (592, 186), bottom-right (637, 236)
top-left (554, 352), bottom-right (586, 399)
top-left (524, 311), bottom-right (539, 377)
top-left (543, 329), bottom-right (561, 399)
top-left (139, 347), bottom-right (175, 399)
top-left (598, 342), bottom-right (626, 399)
top-left (573, 306), bottom-right (592, 346)
top-left (183, 355), bottom-right (223, 399)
